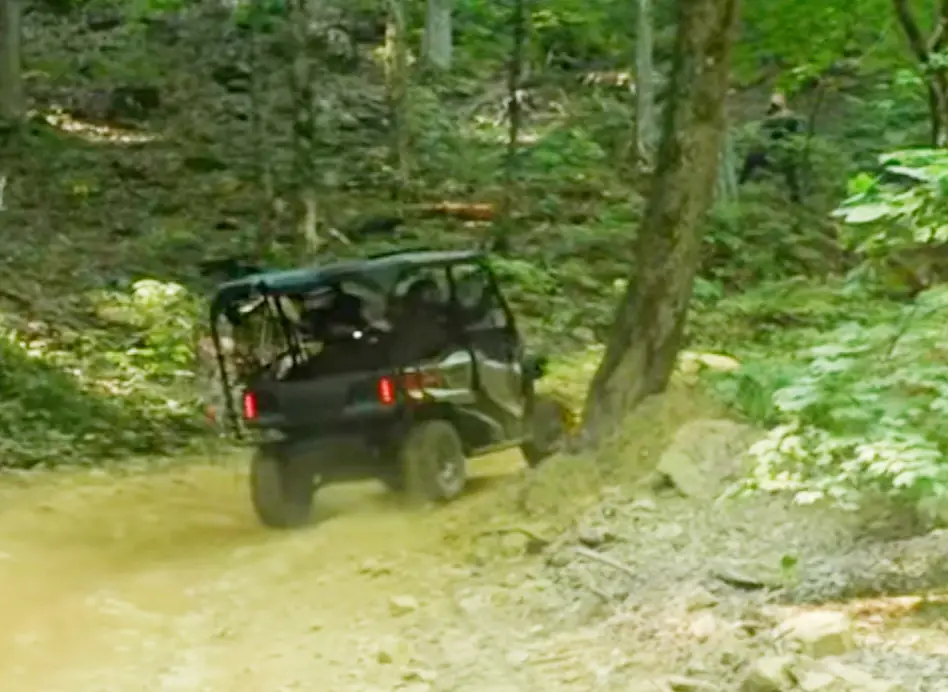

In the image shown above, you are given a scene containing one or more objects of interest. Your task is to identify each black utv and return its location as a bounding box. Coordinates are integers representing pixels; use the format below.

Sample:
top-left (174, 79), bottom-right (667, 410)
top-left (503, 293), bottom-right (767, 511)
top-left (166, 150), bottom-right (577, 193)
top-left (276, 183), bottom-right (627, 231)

top-left (207, 249), bottom-right (572, 528)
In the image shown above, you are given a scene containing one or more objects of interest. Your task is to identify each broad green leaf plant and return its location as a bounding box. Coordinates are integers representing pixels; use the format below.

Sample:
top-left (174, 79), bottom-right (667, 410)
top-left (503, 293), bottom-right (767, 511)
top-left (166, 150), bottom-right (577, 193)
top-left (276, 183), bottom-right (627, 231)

top-left (719, 151), bottom-right (948, 510)
top-left (834, 148), bottom-right (948, 255)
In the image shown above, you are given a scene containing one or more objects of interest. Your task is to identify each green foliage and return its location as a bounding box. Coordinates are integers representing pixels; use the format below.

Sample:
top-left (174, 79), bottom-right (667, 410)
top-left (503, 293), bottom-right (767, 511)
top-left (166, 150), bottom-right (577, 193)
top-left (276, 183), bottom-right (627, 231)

top-left (454, 0), bottom-right (632, 68)
top-left (737, 0), bottom-right (894, 86)
top-left (0, 280), bottom-right (206, 469)
top-left (706, 282), bottom-right (948, 510)
top-left (14, 0), bottom-right (946, 478)
top-left (853, 71), bottom-right (931, 151)
top-left (835, 148), bottom-right (948, 254)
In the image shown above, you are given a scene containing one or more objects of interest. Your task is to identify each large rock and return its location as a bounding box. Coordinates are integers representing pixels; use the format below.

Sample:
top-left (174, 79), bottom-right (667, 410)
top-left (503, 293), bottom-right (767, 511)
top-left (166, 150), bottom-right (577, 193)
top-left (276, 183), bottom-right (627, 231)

top-left (818, 660), bottom-right (905, 692)
top-left (795, 659), bottom-right (906, 692)
top-left (388, 595), bottom-right (420, 616)
top-left (740, 656), bottom-right (795, 692)
top-left (677, 351), bottom-right (741, 378)
top-left (665, 675), bottom-right (721, 691)
top-left (656, 419), bottom-right (757, 500)
top-left (777, 611), bottom-right (855, 658)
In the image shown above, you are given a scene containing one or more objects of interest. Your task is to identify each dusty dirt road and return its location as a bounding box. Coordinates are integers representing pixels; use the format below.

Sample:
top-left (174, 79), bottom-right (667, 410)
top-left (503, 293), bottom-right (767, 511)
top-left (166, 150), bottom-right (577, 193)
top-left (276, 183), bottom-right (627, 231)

top-left (0, 451), bottom-right (535, 692)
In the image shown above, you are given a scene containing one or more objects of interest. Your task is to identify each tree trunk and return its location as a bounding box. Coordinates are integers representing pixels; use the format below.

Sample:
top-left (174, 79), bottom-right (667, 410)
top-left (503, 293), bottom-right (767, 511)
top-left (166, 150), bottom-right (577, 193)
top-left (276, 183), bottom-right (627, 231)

top-left (581, 0), bottom-right (740, 442)
top-left (286, 0), bottom-right (322, 254)
top-left (634, 0), bottom-right (658, 165)
top-left (385, 0), bottom-right (410, 199)
top-left (927, 78), bottom-right (948, 146)
top-left (0, 0), bottom-right (23, 122)
top-left (892, 0), bottom-right (948, 147)
top-left (248, 5), bottom-right (276, 260)
top-left (715, 131), bottom-right (738, 205)
top-left (499, 0), bottom-right (525, 224)
top-left (422, 0), bottom-right (453, 71)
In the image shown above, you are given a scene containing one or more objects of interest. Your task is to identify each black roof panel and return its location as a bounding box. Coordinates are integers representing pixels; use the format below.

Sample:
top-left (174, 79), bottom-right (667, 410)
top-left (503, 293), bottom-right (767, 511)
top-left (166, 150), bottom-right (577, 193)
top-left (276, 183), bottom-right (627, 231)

top-left (210, 249), bottom-right (484, 313)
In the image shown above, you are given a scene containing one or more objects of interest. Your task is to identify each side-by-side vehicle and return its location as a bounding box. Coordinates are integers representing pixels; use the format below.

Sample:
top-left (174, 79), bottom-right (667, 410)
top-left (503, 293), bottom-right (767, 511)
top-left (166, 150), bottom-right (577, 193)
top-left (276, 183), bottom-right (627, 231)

top-left (207, 249), bottom-right (573, 528)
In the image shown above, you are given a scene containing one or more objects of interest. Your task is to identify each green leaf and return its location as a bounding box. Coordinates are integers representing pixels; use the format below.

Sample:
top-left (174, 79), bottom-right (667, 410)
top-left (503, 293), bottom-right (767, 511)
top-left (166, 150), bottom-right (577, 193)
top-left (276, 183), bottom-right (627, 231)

top-left (838, 203), bottom-right (893, 224)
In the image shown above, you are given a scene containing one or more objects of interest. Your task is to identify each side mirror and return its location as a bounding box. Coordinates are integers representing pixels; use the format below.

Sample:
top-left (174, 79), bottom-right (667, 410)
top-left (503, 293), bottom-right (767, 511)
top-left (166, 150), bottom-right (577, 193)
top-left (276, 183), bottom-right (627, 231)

top-left (523, 353), bottom-right (549, 380)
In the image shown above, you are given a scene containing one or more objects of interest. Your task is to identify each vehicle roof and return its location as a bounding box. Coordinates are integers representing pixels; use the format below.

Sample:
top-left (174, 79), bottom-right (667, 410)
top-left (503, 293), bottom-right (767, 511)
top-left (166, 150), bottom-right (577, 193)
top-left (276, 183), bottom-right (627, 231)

top-left (210, 249), bottom-right (484, 313)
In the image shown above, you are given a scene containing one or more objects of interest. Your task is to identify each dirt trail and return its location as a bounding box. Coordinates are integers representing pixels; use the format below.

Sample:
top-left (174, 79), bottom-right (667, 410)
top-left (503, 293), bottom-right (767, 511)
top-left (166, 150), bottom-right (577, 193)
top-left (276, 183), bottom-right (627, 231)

top-left (0, 452), bottom-right (526, 692)
top-left (6, 442), bottom-right (948, 692)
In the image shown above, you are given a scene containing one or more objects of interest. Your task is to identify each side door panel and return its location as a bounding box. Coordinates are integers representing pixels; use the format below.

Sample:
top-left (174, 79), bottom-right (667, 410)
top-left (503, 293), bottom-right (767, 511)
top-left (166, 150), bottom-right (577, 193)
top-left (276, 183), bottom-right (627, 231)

top-left (449, 262), bottom-right (526, 440)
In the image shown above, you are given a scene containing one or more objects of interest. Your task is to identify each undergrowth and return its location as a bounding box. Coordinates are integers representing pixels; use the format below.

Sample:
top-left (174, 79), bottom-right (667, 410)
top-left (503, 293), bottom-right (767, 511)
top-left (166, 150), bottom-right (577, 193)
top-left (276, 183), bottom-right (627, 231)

top-left (699, 279), bottom-right (948, 513)
top-left (0, 280), bottom-right (205, 468)
top-left (3, 0), bottom-right (947, 502)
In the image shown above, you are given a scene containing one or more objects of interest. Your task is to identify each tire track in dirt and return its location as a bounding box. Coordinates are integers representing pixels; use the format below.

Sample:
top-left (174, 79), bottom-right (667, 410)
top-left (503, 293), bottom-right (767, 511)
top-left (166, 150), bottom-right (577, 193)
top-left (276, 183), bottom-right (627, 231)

top-left (0, 453), bottom-right (525, 691)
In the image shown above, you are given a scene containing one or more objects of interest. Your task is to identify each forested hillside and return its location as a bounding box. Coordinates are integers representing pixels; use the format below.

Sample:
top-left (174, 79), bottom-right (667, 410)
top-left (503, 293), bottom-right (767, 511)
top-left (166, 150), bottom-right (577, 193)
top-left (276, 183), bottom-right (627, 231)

top-left (0, 0), bottom-right (945, 503)
top-left (2, 0), bottom-right (948, 688)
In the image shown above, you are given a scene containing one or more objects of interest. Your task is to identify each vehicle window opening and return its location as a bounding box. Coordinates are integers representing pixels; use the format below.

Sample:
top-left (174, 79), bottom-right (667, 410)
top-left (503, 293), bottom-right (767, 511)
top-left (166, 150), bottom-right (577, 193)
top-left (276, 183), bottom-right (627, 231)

top-left (450, 264), bottom-right (509, 330)
top-left (389, 268), bottom-right (452, 363)
top-left (224, 281), bottom-right (393, 383)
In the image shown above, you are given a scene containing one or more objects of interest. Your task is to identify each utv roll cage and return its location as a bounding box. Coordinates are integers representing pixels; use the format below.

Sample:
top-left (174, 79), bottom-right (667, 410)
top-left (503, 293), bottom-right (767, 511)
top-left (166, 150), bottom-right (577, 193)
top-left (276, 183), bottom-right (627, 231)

top-left (207, 249), bottom-right (487, 431)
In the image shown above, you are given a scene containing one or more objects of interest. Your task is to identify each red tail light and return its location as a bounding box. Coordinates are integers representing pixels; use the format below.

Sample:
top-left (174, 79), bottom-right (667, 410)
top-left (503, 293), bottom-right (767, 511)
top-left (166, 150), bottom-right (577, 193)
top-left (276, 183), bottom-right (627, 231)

top-left (402, 370), bottom-right (443, 395)
top-left (242, 391), bottom-right (258, 420)
top-left (377, 376), bottom-right (396, 405)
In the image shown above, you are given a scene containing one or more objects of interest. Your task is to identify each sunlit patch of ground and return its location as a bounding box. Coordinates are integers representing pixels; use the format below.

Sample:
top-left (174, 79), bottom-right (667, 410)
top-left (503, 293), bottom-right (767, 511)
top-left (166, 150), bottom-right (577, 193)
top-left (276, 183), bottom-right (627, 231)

top-left (0, 449), bottom-right (530, 691)
top-left (39, 110), bottom-right (158, 145)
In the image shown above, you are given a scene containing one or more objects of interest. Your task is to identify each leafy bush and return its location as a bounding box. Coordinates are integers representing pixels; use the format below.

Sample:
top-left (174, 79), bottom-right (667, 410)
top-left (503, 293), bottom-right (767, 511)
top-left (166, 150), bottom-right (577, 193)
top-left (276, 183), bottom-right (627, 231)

top-left (835, 148), bottom-right (948, 255)
top-left (0, 279), bottom-right (206, 468)
top-left (711, 285), bottom-right (948, 509)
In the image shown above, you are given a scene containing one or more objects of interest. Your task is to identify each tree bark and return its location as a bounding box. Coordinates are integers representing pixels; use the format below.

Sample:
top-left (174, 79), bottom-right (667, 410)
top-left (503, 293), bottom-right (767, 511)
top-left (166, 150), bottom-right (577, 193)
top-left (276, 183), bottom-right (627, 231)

top-left (634, 0), bottom-right (658, 165)
top-left (385, 0), bottom-right (410, 199)
top-left (892, 0), bottom-right (948, 146)
top-left (581, 0), bottom-right (740, 442)
top-left (0, 0), bottom-right (23, 122)
top-left (715, 131), bottom-right (738, 205)
top-left (286, 0), bottom-right (322, 253)
top-left (422, 0), bottom-right (453, 71)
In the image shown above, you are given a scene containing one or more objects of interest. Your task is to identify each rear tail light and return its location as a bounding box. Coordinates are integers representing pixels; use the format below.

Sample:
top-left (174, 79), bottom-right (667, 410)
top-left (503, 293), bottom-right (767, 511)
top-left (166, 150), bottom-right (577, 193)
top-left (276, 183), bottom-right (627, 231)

top-left (242, 391), bottom-right (258, 420)
top-left (377, 371), bottom-right (442, 405)
top-left (402, 370), bottom-right (443, 399)
top-left (377, 376), bottom-right (396, 405)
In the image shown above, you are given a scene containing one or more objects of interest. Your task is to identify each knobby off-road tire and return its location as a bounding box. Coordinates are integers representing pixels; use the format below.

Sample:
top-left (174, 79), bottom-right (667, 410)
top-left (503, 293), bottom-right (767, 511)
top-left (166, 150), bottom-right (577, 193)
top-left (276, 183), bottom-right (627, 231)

top-left (521, 394), bottom-right (573, 467)
top-left (250, 450), bottom-right (314, 528)
top-left (399, 419), bottom-right (467, 504)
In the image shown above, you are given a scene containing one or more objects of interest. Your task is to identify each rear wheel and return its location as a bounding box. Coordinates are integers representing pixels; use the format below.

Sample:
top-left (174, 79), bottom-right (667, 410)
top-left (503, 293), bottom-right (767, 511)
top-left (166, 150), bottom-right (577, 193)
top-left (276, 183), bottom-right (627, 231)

top-left (250, 449), bottom-right (314, 528)
top-left (521, 394), bottom-right (573, 467)
top-left (399, 420), bottom-right (467, 503)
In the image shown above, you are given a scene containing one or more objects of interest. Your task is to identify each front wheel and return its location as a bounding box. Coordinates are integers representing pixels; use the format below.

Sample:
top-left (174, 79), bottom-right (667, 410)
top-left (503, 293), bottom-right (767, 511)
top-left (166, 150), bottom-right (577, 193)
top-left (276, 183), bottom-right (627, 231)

top-left (250, 450), bottom-right (314, 528)
top-left (521, 394), bottom-right (574, 467)
top-left (399, 419), bottom-right (467, 503)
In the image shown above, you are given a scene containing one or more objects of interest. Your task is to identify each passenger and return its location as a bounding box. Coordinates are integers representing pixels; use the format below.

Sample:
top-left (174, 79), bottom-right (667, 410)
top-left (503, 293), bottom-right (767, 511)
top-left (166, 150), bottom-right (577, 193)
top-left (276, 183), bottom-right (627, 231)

top-left (392, 277), bottom-right (450, 362)
top-left (303, 288), bottom-right (366, 340)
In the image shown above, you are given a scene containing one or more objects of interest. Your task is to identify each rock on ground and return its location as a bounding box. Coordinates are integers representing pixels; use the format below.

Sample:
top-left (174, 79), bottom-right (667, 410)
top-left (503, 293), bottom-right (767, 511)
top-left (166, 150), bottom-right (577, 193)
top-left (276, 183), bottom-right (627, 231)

top-left (655, 418), bottom-right (758, 500)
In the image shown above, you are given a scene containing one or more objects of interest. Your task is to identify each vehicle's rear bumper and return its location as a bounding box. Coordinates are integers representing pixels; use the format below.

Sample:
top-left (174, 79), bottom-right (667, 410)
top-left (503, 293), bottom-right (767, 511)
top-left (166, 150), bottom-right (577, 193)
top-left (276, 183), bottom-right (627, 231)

top-left (254, 424), bottom-right (406, 483)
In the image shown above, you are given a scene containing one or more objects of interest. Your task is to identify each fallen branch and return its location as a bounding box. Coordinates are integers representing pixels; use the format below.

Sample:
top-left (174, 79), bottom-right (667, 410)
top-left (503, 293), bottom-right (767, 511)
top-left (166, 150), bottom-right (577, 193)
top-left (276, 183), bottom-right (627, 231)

top-left (476, 525), bottom-right (553, 547)
top-left (572, 546), bottom-right (637, 579)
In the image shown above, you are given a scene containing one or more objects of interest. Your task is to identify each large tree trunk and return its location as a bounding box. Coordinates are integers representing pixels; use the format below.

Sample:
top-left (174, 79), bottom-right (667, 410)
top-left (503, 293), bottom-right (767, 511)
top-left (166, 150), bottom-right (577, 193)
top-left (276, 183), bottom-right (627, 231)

top-left (634, 0), bottom-right (658, 165)
top-left (892, 0), bottom-right (948, 146)
top-left (0, 0), bottom-right (23, 122)
top-left (581, 0), bottom-right (740, 442)
top-left (422, 0), bottom-right (453, 71)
